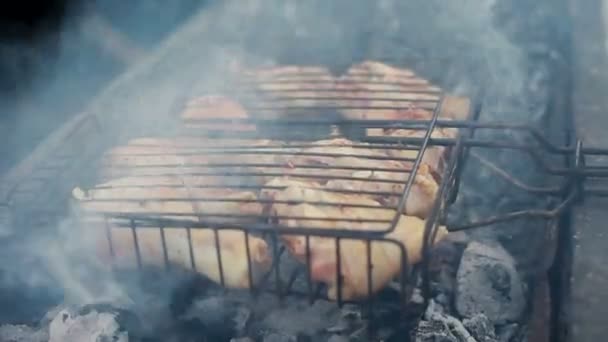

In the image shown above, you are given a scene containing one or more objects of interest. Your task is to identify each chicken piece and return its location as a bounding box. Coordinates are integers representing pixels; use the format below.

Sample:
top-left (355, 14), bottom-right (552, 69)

top-left (266, 183), bottom-right (448, 300)
top-left (100, 138), bottom-right (290, 184)
top-left (263, 179), bottom-right (395, 231)
top-left (362, 106), bottom-right (457, 178)
top-left (381, 128), bottom-right (454, 180)
top-left (267, 138), bottom-right (439, 218)
top-left (365, 106), bottom-right (458, 140)
top-left (336, 61), bottom-right (442, 121)
top-left (72, 180), bottom-right (264, 224)
top-left (260, 177), bottom-right (323, 205)
top-left (335, 62), bottom-right (457, 165)
top-left (125, 137), bottom-right (275, 148)
top-left (180, 95), bottom-right (255, 132)
top-left (79, 217), bottom-right (270, 289)
top-left (324, 163), bottom-right (439, 219)
top-left (240, 66), bottom-right (338, 117)
top-left (243, 65), bottom-right (332, 79)
top-left (291, 137), bottom-right (430, 170)
top-left (89, 175), bottom-right (248, 189)
top-left (274, 138), bottom-right (400, 181)
top-left (98, 166), bottom-right (237, 181)
top-left (72, 178), bottom-right (271, 289)
top-left (104, 138), bottom-right (280, 166)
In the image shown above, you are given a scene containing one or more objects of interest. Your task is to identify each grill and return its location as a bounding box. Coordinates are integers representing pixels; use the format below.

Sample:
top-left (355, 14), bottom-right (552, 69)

top-left (2, 59), bottom-right (608, 335)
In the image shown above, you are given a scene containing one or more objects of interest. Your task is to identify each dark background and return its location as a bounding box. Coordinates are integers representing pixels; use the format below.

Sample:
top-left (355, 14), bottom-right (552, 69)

top-left (0, 0), bottom-right (203, 175)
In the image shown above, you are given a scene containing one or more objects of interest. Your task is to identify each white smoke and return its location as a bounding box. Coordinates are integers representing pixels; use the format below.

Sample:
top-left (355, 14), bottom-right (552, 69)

top-left (0, 0), bottom-right (536, 321)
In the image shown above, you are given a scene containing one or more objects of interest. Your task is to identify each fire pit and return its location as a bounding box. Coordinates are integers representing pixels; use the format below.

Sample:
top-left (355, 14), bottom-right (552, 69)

top-left (0, 1), bottom-right (603, 341)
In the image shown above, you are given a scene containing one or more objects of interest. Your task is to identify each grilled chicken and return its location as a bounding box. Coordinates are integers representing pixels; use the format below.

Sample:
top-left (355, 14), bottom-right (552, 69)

top-left (269, 138), bottom-right (439, 218)
top-left (263, 138), bottom-right (389, 183)
top-left (324, 163), bottom-right (438, 218)
top-left (260, 177), bottom-right (324, 203)
top-left (100, 138), bottom-right (291, 183)
top-left (82, 218), bottom-right (271, 289)
top-left (381, 126), bottom-right (455, 180)
top-left (264, 181), bottom-right (448, 300)
top-left (180, 95), bottom-right (255, 131)
top-left (124, 137), bottom-right (274, 148)
top-left (72, 179), bottom-right (264, 224)
top-left (240, 65), bottom-right (338, 117)
top-left (364, 106), bottom-right (458, 141)
top-left (72, 180), bottom-right (271, 289)
top-left (334, 61), bottom-right (456, 174)
top-left (335, 61), bottom-right (442, 121)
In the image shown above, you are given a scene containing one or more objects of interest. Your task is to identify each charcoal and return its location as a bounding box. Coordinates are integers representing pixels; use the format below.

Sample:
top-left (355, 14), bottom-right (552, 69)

top-left (455, 241), bottom-right (526, 324)
top-left (254, 298), bottom-right (341, 337)
top-left (463, 315), bottom-right (498, 342)
top-left (325, 304), bottom-right (364, 334)
top-left (262, 332), bottom-right (310, 342)
top-left (327, 335), bottom-right (350, 342)
top-left (435, 293), bottom-right (451, 308)
top-left (231, 338), bottom-right (255, 342)
top-left (48, 305), bottom-right (137, 342)
top-left (423, 300), bottom-right (479, 342)
top-left (178, 296), bottom-right (249, 341)
top-left (0, 325), bottom-right (48, 342)
top-left (495, 323), bottom-right (521, 342)
top-left (414, 320), bottom-right (459, 342)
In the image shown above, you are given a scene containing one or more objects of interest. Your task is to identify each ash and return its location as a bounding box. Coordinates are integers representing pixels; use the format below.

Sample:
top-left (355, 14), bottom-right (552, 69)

top-left (0, 236), bottom-right (515, 342)
top-left (0, 0), bottom-right (566, 341)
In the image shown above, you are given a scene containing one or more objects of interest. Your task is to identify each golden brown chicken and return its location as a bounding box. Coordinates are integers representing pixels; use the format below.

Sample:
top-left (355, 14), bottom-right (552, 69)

top-left (324, 164), bottom-right (439, 218)
top-left (99, 137), bottom-right (291, 183)
top-left (267, 138), bottom-right (439, 218)
top-left (239, 65), bottom-right (339, 117)
top-left (335, 61), bottom-right (442, 121)
top-left (72, 178), bottom-right (263, 224)
top-left (72, 179), bottom-right (271, 289)
top-left (380, 125), bottom-right (455, 180)
top-left (264, 181), bottom-right (448, 300)
top-left (180, 95), bottom-right (256, 132)
top-left (81, 217), bottom-right (271, 289)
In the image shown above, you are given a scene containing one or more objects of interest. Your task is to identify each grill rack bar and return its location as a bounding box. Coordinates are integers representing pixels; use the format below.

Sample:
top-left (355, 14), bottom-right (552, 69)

top-left (177, 117), bottom-right (608, 178)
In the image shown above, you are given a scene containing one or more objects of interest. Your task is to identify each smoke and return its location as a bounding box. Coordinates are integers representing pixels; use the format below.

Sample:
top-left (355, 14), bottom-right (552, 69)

top-left (0, 1), bottom-right (202, 175)
top-left (0, 0), bottom-right (538, 325)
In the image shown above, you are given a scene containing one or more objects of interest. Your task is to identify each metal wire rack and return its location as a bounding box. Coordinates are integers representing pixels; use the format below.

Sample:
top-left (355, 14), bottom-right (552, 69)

top-left (74, 66), bottom-right (608, 322)
top-left (73, 67), bottom-right (458, 326)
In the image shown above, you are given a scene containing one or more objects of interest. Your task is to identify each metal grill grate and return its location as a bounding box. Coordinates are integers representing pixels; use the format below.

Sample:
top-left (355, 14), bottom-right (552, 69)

top-left (70, 64), bottom-right (608, 323)
top-left (73, 65), bottom-right (461, 323)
